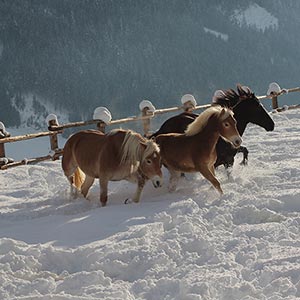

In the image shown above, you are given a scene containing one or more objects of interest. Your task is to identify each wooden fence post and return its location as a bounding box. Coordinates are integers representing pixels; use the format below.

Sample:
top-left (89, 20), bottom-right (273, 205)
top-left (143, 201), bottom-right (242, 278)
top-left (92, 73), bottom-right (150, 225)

top-left (0, 130), bottom-right (5, 159)
top-left (141, 107), bottom-right (151, 137)
top-left (0, 141), bottom-right (6, 159)
top-left (0, 122), bottom-right (9, 159)
top-left (46, 114), bottom-right (60, 160)
top-left (0, 122), bottom-right (13, 166)
top-left (271, 95), bottom-right (279, 110)
top-left (183, 100), bottom-right (196, 112)
top-left (96, 121), bottom-right (106, 133)
top-left (181, 94), bottom-right (197, 113)
top-left (93, 107), bottom-right (111, 133)
top-left (139, 100), bottom-right (155, 137)
top-left (267, 82), bottom-right (281, 110)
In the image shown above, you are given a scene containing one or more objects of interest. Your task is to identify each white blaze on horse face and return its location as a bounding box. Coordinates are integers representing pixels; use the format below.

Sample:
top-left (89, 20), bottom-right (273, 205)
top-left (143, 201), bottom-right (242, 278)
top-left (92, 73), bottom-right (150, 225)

top-left (151, 175), bottom-right (163, 188)
top-left (142, 151), bottom-right (163, 188)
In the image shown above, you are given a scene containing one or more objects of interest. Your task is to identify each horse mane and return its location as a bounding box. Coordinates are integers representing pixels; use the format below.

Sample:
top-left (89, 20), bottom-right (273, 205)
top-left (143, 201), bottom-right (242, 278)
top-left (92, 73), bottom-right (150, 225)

top-left (212, 84), bottom-right (256, 108)
top-left (185, 106), bottom-right (233, 136)
top-left (120, 130), bottom-right (159, 165)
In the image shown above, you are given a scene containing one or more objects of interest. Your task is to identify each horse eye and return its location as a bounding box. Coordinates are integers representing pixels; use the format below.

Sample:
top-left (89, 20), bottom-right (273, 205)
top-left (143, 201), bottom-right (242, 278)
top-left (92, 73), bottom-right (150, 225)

top-left (224, 122), bottom-right (230, 127)
top-left (146, 159), bottom-right (152, 164)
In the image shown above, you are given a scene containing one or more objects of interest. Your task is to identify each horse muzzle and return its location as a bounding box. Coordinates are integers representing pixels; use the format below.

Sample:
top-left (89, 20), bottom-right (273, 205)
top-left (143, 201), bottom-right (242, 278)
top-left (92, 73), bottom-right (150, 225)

top-left (151, 175), bottom-right (163, 188)
top-left (265, 120), bottom-right (275, 131)
top-left (231, 136), bottom-right (243, 148)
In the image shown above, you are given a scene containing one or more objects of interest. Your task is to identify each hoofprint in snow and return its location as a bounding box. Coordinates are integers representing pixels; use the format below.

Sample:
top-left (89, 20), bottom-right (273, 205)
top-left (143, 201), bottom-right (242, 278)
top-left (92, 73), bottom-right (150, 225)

top-left (0, 110), bottom-right (300, 300)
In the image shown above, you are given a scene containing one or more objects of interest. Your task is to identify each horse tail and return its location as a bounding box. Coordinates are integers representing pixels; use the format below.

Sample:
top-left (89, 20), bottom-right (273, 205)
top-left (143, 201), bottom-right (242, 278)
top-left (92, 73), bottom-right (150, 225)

top-left (62, 136), bottom-right (85, 190)
top-left (73, 167), bottom-right (85, 190)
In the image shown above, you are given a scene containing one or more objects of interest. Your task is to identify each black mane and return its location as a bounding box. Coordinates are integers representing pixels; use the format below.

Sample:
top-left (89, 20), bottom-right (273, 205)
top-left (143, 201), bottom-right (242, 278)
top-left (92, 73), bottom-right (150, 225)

top-left (212, 84), bottom-right (256, 108)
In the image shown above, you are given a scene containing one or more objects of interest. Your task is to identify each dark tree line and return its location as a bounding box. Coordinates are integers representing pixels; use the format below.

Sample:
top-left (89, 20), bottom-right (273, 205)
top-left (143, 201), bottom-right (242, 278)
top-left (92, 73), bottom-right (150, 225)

top-left (0, 0), bottom-right (300, 127)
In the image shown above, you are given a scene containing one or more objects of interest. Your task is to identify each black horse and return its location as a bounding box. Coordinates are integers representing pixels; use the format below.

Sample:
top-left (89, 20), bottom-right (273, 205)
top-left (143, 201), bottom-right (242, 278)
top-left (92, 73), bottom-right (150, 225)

top-left (151, 84), bottom-right (275, 169)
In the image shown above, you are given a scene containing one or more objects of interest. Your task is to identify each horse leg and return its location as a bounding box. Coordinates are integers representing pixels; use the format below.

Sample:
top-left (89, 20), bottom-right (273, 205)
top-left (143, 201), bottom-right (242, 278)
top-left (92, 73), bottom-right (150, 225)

top-left (63, 166), bottom-right (80, 198)
top-left (168, 169), bottom-right (181, 192)
top-left (81, 175), bottom-right (95, 199)
top-left (99, 178), bottom-right (109, 207)
top-left (238, 146), bottom-right (249, 165)
top-left (64, 173), bottom-right (78, 198)
top-left (209, 163), bottom-right (215, 176)
top-left (131, 177), bottom-right (146, 203)
top-left (199, 164), bottom-right (223, 195)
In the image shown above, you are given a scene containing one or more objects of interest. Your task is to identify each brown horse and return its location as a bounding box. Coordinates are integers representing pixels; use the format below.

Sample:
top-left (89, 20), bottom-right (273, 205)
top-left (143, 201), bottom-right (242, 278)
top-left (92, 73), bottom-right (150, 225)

top-left (155, 106), bottom-right (242, 194)
top-left (62, 129), bottom-right (163, 206)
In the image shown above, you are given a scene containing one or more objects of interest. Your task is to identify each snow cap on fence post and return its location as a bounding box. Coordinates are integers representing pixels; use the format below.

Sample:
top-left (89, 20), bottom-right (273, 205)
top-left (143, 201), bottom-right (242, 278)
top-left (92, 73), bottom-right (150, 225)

top-left (0, 121), bottom-right (10, 138)
top-left (93, 107), bottom-right (112, 133)
top-left (46, 114), bottom-right (59, 129)
top-left (0, 121), bottom-right (11, 162)
top-left (139, 100), bottom-right (156, 113)
top-left (211, 90), bottom-right (226, 104)
top-left (267, 82), bottom-right (281, 96)
top-left (181, 94), bottom-right (197, 112)
top-left (139, 100), bottom-right (155, 137)
top-left (0, 122), bottom-right (14, 167)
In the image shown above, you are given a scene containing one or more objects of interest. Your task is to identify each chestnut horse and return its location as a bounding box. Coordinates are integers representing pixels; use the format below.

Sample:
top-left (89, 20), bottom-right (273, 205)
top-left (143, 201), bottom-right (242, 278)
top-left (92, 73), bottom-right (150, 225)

top-left (155, 106), bottom-right (242, 194)
top-left (151, 84), bottom-right (275, 169)
top-left (62, 129), bottom-right (163, 206)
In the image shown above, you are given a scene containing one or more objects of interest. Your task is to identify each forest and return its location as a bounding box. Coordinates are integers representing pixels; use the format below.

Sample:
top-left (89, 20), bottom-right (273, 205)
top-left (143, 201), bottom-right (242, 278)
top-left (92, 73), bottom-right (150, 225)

top-left (1, 0), bottom-right (300, 127)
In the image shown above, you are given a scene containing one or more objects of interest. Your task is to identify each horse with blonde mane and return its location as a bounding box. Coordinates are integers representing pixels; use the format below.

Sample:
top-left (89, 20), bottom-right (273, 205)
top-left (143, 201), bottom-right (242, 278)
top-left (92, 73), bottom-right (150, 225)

top-left (62, 129), bottom-right (163, 206)
top-left (155, 105), bottom-right (242, 194)
top-left (151, 84), bottom-right (274, 169)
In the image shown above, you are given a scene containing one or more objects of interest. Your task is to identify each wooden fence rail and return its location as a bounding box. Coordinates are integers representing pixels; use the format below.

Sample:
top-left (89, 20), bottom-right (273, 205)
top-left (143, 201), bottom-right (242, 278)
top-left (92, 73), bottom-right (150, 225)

top-left (0, 82), bottom-right (299, 170)
top-left (0, 131), bottom-right (62, 144)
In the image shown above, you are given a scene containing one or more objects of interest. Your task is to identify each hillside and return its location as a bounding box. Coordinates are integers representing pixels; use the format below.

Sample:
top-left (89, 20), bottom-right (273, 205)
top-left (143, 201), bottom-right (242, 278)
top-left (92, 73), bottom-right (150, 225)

top-left (0, 109), bottom-right (300, 299)
top-left (1, 0), bottom-right (300, 128)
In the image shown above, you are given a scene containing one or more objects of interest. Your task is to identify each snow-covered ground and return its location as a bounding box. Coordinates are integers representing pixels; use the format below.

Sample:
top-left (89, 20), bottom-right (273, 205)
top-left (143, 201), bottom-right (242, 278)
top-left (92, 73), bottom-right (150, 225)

top-left (0, 109), bottom-right (300, 300)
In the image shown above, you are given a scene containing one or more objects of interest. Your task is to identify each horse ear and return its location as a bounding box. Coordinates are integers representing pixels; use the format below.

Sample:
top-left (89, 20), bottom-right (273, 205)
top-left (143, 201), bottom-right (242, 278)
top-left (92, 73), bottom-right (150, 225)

top-left (139, 141), bottom-right (147, 150)
top-left (237, 84), bottom-right (251, 96)
top-left (220, 108), bottom-right (226, 117)
top-left (237, 84), bottom-right (245, 96)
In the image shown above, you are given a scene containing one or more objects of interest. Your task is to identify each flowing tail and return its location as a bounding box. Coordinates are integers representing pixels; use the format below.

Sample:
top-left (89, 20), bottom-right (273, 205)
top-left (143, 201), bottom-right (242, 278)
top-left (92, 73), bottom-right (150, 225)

top-left (73, 167), bottom-right (85, 190)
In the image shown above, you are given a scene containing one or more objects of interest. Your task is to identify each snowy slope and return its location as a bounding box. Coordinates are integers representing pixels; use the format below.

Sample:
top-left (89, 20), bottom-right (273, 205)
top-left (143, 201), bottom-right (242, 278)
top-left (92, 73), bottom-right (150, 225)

top-left (231, 3), bottom-right (279, 32)
top-left (0, 109), bottom-right (300, 299)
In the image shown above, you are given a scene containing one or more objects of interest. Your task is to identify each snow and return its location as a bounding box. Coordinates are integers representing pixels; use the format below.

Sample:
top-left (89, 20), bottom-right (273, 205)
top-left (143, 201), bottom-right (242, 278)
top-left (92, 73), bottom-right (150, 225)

top-left (181, 94), bottom-right (197, 107)
top-left (11, 93), bottom-right (69, 130)
top-left (45, 114), bottom-right (59, 126)
top-left (1, 109), bottom-right (300, 299)
top-left (231, 4), bottom-right (278, 32)
top-left (204, 27), bottom-right (228, 41)
top-left (139, 100), bottom-right (156, 113)
top-left (93, 107), bottom-right (112, 124)
top-left (267, 82), bottom-right (282, 96)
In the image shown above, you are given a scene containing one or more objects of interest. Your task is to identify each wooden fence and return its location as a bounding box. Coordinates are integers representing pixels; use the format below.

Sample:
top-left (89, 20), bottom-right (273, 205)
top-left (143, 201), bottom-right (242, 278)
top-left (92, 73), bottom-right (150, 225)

top-left (0, 82), bottom-right (299, 170)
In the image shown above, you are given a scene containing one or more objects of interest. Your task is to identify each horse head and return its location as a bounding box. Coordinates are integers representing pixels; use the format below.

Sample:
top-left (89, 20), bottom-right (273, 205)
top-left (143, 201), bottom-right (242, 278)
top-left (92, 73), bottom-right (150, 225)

top-left (234, 84), bottom-right (275, 133)
top-left (139, 140), bottom-right (163, 188)
top-left (218, 107), bottom-right (242, 148)
top-left (213, 84), bottom-right (275, 135)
